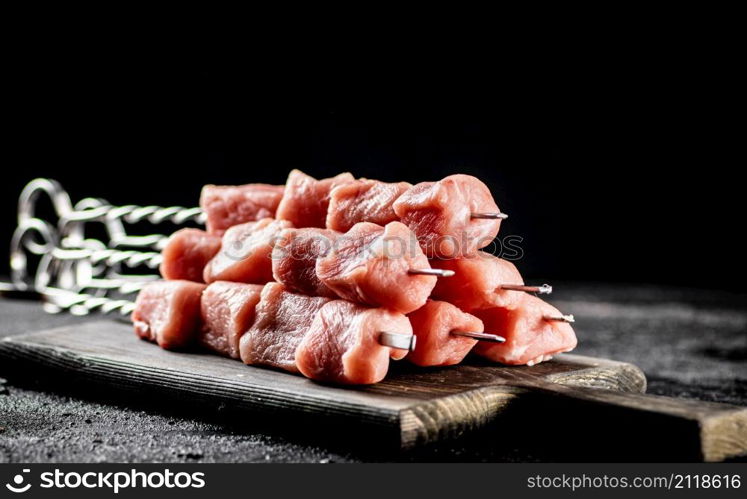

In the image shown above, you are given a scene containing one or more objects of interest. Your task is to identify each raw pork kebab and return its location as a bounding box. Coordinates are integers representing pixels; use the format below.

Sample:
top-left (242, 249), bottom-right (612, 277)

top-left (133, 170), bottom-right (577, 385)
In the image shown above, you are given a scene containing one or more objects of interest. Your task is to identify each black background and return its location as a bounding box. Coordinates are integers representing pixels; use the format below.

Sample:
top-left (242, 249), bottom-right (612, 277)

top-left (2, 40), bottom-right (743, 292)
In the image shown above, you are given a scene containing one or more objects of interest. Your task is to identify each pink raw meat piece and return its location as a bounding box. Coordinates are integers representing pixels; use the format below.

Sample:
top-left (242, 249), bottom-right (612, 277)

top-left (295, 300), bottom-right (413, 385)
top-left (275, 169), bottom-right (355, 228)
top-left (160, 228), bottom-right (221, 283)
top-left (407, 300), bottom-right (484, 367)
top-left (200, 183), bottom-right (284, 235)
top-left (430, 252), bottom-right (525, 311)
top-left (315, 221), bottom-right (436, 314)
top-left (271, 227), bottom-right (339, 298)
top-left (239, 283), bottom-right (331, 373)
top-left (203, 218), bottom-right (293, 284)
top-left (326, 179), bottom-right (411, 232)
top-left (473, 294), bottom-right (577, 366)
top-left (131, 280), bottom-right (206, 350)
top-left (392, 174), bottom-right (502, 258)
top-left (199, 281), bottom-right (264, 358)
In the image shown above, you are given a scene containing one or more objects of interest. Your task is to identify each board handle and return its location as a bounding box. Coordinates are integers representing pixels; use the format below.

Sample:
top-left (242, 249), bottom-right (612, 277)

top-left (520, 380), bottom-right (747, 462)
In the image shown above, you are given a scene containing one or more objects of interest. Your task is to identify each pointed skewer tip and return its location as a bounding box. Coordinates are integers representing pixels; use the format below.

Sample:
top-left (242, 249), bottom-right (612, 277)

top-left (544, 314), bottom-right (575, 323)
top-left (408, 268), bottom-right (455, 277)
top-left (471, 212), bottom-right (508, 220)
top-left (500, 283), bottom-right (554, 294)
top-left (450, 331), bottom-right (506, 343)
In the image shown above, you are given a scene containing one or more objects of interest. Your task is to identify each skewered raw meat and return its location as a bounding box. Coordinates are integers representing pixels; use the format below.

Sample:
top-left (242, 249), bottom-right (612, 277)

top-left (326, 179), bottom-right (412, 232)
top-left (132, 280), bottom-right (206, 350)
top-left (407, 300), bottom-right (484, 367)
top-left (315, 221), bottom-right (436, 314)
top-left (199, 281), bottom-right (263, 358)
top-left (160, 228), bottom-right (221, 283)
top-left (271, 227), bottom-right (339, 298)
top-left (239, 283), bottom-right (331, 373)
top-left (275, 169), bottom-right (355, 228)
top-left (200, 183), bottom-right (284, 235)
top-left (132, 168), bottom-right (579, 385)
top-left (295, 300), bottom-right (413, 384)
top-left (473, 294), bottom-right (577, 366)
top-left (393, 174), bottom-right (503, 258)
top-left (430, 252), bottom-right (524, 311)
top-left (203, 218), bottom-right (293, 284)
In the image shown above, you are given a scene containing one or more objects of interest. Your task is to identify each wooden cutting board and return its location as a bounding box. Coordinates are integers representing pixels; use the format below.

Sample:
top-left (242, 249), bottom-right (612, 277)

top-left (1, 321), bottom-right (745, 461)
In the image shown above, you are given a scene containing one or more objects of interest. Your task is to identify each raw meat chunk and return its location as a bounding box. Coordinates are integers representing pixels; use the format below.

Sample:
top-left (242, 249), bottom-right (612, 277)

top-left (326, 179), bottom-right (411, 232)
top-left (407, 300), bottom-right (484, 367)
top-left (200, 183), bottom-right (284, 235)
top-left (203, 218), bottom-right (293, 284)
top-left (199, 281), bottom-right (263, 358)
top-left (473, 295), bottom-right (577, 366)
top-left (316, 221), bottom-right (436, 314)
top-left (132, 280), bottom-right (206, 350)
top-left (295, 300), bottom-right (413, 385)
top-left (430, 252), bottom-right (524, 311)
top-left (160, 228), bottom-right (221, 283)
top-left (239, 283), bottom-right (331, 373)
top-left (275, 169), bottom-right (355, 228)
top-left (393, 174), bottom-right (502, 258)
top-left (271, 227), bottom-right (339, 298)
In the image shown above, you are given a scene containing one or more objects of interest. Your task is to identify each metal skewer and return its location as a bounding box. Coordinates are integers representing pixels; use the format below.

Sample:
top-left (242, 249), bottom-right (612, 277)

top-left (51, 247), bottom-right (163, 269)
top-left (471, 212), bottom-right (508, 220)
top-left (63, 201), bottom-right (205, 227)
top-left (450, 331), bottom-right (506, 343)
top-left (408, 268), bottom-right (455, 277)
top-left (29, 287), bottom-right (137, 317)
top-left (544, 314), bottom-right (575, 323)
top-left (500, 283), bottom-right (553, 294)
top-left (379, 332), bottom-right (417, 351)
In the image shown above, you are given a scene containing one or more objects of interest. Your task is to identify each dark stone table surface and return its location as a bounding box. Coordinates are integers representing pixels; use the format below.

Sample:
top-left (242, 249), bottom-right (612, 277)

top-left (1, 283), bottom-right (745, 462)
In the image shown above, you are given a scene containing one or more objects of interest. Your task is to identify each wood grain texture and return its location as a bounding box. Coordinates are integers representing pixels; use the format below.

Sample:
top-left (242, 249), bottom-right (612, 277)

top-left (0, 320), bottom-right (744, 461)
